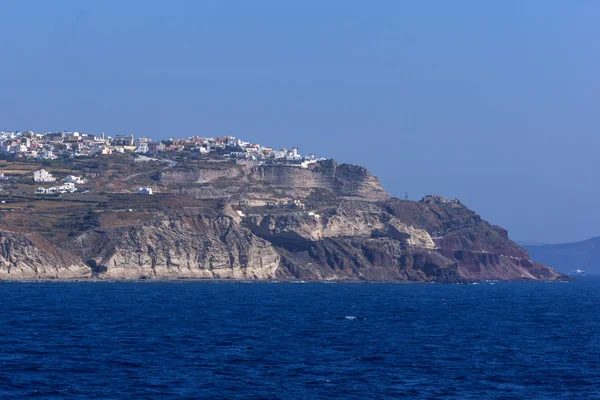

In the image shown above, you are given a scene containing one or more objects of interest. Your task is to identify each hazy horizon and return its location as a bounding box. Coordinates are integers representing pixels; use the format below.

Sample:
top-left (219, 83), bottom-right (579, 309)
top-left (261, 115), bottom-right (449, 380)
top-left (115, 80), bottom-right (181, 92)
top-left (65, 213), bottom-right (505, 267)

top-left (2, 0), bottom-right (599, 243)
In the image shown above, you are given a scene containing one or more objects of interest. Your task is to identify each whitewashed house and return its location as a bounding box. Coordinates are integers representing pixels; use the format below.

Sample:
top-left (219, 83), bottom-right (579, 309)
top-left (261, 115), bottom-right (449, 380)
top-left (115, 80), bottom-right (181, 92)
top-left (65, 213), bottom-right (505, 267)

top-left (138, 187), bottom-right (153, 195)
top-left (63, 175), bottom-right (87, 184)
top-left (56, 182), bottom-right (76, 193)
top-left (285, 147), bottom-right (302, 161)
top-left (41, 150), bottom-right (56, 160)
top-left (33, 169), bottom-right (56, 182)
top-left (198, 145), bottom-right (210, 154)
top-left (135, 142), bottom-right (149, 153)
top-left (35, 182), bottom-right (76, 195)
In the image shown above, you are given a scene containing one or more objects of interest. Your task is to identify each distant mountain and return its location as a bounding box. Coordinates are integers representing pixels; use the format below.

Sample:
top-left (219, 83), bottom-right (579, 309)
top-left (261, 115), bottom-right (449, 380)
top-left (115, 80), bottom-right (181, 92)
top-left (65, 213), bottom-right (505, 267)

top-left (524, 237), bottom-right (600, 275)
top-left (517, 241), bottom-right (548, 247)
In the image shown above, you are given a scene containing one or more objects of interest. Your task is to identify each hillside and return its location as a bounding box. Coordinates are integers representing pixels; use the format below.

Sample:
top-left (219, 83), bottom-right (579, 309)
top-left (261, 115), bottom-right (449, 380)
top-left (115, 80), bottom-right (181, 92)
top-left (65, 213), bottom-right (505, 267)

top-left (0, 150), bottom-right (568, 282)
top-left (524, 237), bottom-right (600, 275)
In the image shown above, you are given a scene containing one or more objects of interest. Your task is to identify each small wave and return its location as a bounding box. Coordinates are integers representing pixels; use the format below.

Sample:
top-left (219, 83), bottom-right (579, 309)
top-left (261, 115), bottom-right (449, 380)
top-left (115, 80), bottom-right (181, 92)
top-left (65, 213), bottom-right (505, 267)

top-left (343, 316), bottom-right (366, 321)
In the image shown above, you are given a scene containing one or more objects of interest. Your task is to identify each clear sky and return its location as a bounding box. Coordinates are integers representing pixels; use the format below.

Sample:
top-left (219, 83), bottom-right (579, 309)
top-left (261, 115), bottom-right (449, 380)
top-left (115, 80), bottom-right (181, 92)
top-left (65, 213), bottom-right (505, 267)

top-left (1, 1), bottom-right (599, 243)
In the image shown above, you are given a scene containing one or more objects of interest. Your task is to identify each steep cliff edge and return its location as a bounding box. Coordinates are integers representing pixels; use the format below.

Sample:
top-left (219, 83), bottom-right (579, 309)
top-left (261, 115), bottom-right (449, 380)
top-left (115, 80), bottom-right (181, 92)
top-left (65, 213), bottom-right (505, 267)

top-left (0, 157), bottom-right (567, 282)
top-left (164, 159), bottom-right (390, 203)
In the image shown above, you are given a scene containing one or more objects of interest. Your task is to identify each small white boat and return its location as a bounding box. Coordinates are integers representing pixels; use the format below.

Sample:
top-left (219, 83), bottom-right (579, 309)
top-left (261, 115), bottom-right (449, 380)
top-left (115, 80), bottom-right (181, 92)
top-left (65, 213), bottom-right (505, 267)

top-left (569, 269), bottom-right (586, 276)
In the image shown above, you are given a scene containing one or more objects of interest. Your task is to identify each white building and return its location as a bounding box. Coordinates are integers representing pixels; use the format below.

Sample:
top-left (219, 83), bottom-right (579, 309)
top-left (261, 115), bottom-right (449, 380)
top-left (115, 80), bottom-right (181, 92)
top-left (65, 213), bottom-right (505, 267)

top-left (36, 182), bottom-right (76, 195)
top-left (198, 145), bottom-right (210, 154)
top-left (285, 147), bottom-right (302, 161)
top-left (33, 169), bottom-right (56, 182)
top-left (226, 136), bottom-right (239, 147)
top-left (272, 150), bottom-right (286, 159)
top-left (63, 175), bottom-right (87, 184)
top-left (135, 142), bottom-right (149, 153)
top-left (138, 187), bottom-right (153, 195)
top-left (41, 150), bottom-right (56, 160)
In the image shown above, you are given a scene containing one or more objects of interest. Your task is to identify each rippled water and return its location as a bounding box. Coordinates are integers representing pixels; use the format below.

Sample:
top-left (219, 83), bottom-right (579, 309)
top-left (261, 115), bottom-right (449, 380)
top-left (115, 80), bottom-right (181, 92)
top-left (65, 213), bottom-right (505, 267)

top-left (0, 278), bottom-right (599, 399)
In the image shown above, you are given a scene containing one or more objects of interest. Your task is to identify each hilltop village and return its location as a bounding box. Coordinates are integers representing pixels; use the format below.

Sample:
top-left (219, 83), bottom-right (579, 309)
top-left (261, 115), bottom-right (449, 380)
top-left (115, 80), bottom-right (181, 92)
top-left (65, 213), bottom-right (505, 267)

top-left (0, 130), bottom-right (320, 164)
top-left (0, 130), bottom-right (323, 196)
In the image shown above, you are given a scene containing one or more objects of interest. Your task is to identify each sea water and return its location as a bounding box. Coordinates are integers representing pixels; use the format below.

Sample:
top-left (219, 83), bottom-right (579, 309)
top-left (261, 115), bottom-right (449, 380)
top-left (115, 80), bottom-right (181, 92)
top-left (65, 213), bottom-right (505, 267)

top-left (0, 278), bottom-right (598, 399)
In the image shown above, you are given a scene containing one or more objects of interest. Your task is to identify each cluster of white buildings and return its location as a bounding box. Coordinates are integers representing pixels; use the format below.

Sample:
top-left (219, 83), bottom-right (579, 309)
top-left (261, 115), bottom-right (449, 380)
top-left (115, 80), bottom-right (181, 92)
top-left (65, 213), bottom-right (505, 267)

top-left (0, 131), bottom-right (114, 159)
top-left (0, 131), bottom-right (153, 159)
top-left (134, 134), bottom-right (322, 166)
top-left (35, 182), bottom-right (77, 195)
top-left (0, 131), bottom-right (323, 167)
top-left (34, 169), bottom-right (87, 195)
top-left (192, 136), bottom-right (324, 167)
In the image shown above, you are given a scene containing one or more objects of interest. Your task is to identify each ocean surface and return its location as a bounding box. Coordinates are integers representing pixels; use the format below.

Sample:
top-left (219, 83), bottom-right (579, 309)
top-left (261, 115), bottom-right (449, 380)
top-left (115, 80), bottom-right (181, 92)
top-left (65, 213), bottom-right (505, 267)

top-left (1, 278), bottom-right (599, 399)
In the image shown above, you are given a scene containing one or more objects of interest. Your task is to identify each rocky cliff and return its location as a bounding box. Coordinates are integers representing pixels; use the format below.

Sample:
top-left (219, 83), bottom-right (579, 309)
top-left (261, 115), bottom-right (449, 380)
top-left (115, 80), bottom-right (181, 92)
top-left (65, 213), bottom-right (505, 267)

top-left (78, 213), bottom-right (281, 280)
top-left (0, 229), bottom-right (90, 279)
top-left (0, 157), bottom-right (567, 282)
top-left (166, 159), bottom-right (389, 203)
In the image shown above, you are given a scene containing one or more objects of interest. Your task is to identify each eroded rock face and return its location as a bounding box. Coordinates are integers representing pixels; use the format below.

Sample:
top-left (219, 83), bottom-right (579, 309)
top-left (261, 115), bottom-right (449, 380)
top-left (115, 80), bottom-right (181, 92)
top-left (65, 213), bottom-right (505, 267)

top-left (250, 161), bottom-right (390, 202)
top-left (0, 230), bottom-right (91, 280)
top-left (80, 215), bottom-right (281, 280)
top-left (165, 160), bottom-right (390, 203)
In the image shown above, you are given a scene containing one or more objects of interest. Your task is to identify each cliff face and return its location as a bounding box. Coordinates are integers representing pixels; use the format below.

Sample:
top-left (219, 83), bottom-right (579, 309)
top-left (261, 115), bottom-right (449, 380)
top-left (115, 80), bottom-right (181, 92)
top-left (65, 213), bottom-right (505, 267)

top-left (75, 214), bottom-right (281, 280)
top-left (0, 158), bottom-right (567, 282)
top-left (165, 160), bottom-right (389, 203)
top-left (249, 160), bottom-right (390, 202)
top-left (0, 230), bottom-right (91, 280)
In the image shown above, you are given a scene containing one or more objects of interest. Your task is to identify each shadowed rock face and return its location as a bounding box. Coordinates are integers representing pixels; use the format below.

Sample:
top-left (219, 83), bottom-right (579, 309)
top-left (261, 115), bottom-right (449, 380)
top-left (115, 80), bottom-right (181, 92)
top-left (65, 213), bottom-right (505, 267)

top-left (0, 159), bottom-right (567, 282)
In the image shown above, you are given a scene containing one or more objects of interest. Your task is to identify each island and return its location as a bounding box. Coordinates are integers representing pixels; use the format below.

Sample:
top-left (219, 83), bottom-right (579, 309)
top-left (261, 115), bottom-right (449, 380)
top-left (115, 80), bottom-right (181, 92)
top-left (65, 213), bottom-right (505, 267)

top-left (0, 130), bottom-right (568, 282)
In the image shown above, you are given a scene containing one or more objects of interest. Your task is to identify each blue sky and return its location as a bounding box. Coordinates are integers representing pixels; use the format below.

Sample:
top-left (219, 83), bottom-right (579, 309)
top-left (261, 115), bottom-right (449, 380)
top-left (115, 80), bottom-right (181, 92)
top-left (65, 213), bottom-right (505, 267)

top-left (1, 1), bottom-right (599, 243)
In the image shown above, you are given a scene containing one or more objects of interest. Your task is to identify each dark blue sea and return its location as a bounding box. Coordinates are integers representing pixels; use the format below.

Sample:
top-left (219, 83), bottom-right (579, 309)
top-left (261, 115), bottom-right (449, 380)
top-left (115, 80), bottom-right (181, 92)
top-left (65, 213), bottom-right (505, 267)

top-left (1, 278), bottom-right (599, 399)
